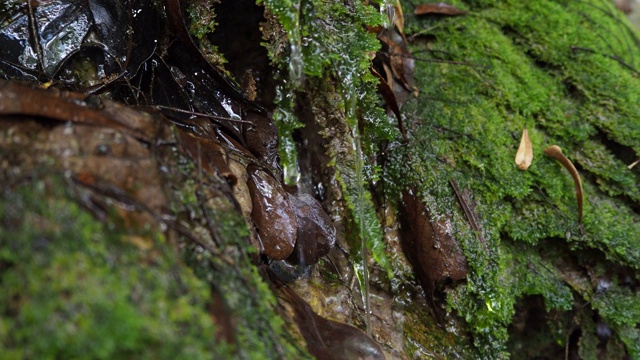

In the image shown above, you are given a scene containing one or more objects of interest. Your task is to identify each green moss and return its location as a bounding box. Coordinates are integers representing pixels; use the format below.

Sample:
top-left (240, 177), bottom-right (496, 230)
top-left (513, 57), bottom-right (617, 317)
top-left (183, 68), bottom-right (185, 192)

top-left (0, 174), bottom-right (226, 359)
top-left (618, 326), bottom-right (640, 359)
top-left (261, 0), bottom-right (395, 277)
top-left (402, 299), bottom-right (475, 358)
top-left (187, 0), bottom-right (226, 66)
top-left (389, 0), bottom-right (640, 357)
top-left (168, 150), bottom-right (311, 359)
top-left (187, 1), bottom-right (219, 40)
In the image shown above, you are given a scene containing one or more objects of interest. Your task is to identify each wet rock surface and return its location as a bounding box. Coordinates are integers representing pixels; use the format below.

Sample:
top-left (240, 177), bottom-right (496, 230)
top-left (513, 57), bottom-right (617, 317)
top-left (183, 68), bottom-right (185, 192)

top-left (246, 164), bottom-right (297, 260)
top-left (286, 193), bottom-right (336, 266)
top-left (279, 285), bottom-right (386, 360)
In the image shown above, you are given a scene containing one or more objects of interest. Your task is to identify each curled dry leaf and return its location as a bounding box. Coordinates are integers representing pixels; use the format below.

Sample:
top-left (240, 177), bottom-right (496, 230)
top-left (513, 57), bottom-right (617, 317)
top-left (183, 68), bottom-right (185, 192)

top-left (414, 3), bottom-right (468, 16)
top-left (544, 145), bottom-right (584, 234)
top-left (515, 126), bottom-right (533, 170)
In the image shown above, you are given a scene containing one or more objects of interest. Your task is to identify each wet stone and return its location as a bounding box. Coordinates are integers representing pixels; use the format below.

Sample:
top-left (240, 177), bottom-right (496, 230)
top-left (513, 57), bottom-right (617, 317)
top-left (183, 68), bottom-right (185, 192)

top-left (287, 193), bottom-right (336, 266)
top-left (246, 164), bottom-right (297, 260)
top-left (242, 110), bottom-right (278, 168)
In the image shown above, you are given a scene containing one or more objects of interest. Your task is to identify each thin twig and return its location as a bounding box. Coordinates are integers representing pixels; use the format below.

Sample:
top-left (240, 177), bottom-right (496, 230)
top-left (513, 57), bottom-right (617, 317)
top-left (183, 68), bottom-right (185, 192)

top-left (26, 1), bottom-right (44, 74)
top-left (385, 50), bottom-right (481, 67)
top-left (153, 105), bottom-right (252, 124)
top-left (449, 179), bottom-right (489, 254)
top-left (571, 45), bottom-right (640, 75)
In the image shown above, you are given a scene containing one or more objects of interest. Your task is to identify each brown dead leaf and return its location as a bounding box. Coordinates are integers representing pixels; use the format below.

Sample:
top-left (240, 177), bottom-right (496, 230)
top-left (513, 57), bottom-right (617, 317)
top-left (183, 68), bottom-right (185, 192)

top-left (178, 129), bottom-right (235, 182)
top-left (0, 80), bottom-right (152, 142)
top-left (515, 126), bottom-right (533, 170)
top-left (415, 2), bottom-right (468, 16)
top-left (378, 29), bottom-right (414, 93)
top-left (394, 1), bottom-right (405, 34)
top-left (246, 164), bottom-right (297, 260)
top-left (399, 189), bottom-right (468, 297)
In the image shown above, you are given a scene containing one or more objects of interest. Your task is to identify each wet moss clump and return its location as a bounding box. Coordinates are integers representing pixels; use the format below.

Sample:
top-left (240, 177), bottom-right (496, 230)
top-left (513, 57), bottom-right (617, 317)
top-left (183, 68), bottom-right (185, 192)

top-left (187, 0), bottom-right (227, 67)
top-left (0, 174), bottom-right (227, 359)
top-left (260, 0), bottom-right (397, 278)
top-left (163, 145), bottom-right (312, 359)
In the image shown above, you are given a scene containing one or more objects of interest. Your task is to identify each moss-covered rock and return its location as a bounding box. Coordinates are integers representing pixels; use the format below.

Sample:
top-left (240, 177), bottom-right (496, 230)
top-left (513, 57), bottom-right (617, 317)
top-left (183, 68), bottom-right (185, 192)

top-left (382, 0), bottom-right (640, 357)
top-left (0, 174), bottom-right (224, 359)
top-left (1, 0), bottom-right (639, 358)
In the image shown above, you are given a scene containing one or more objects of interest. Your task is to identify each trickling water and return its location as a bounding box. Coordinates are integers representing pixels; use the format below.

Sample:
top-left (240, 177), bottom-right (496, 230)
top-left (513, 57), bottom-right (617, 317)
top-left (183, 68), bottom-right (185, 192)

top-left (262, 0), bottom-right (304, 185)
top-left (273, 85), bottom-right (301, 185)
top-left (342, 71), bottom-right (371, 336)
top-left (288, 0), bottom-right (303, 86)
top-left (381, 0), bottom-right (395, 30)
top-left (281, 135), bottom-right (301, 185)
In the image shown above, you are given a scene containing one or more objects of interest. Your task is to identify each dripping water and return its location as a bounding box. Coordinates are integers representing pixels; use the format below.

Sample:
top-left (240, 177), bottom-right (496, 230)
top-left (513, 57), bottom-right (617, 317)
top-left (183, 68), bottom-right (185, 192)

top-left (288, 0), bottom-right (303, 86)
top-left (342, 72), bottom-right (371, 336)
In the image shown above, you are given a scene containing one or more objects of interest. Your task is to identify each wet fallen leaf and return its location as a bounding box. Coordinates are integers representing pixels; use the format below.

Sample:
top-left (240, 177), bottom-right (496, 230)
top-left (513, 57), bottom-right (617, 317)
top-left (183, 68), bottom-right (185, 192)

top-left (0, 0), bottom-right (157, 82)
top-left (286, 193), bottom-right (336, 266)
top-left (0, 80), bottom-right (151, 142)
top-left (515, 126), bottom-right (533, 170)
top-left (178, 130), bottom-right (234, 182)
top-left (375, 27), bottom-right (415, 141)
top-left (399, 189), bottom-right (468, 298)
top-left (414, 3), bottom-right (468, 16)
top-left (544, 145), bottom-right (584, 234)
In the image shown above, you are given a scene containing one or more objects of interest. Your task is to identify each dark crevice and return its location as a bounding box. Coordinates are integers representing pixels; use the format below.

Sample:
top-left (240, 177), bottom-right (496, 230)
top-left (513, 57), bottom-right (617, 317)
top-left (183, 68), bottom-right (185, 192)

top-left (507, 295), bottom-right (567, 359)
top-left (293, 89), bottom-right (334, 203)
top-left (209, 0), bottom-right (275, 106)
top-left (500, 24), bottom-right (523, 43)
top-left (505, 236), bottom-right (637, 358)
top-left (594, 128), bottom-right (639, 168)
top-left (539, 237), bottom-right (639, 294)
top-left (562, 79), bottom-right (587, 102)
top-left (573, 160), bottom-right (640, 216)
